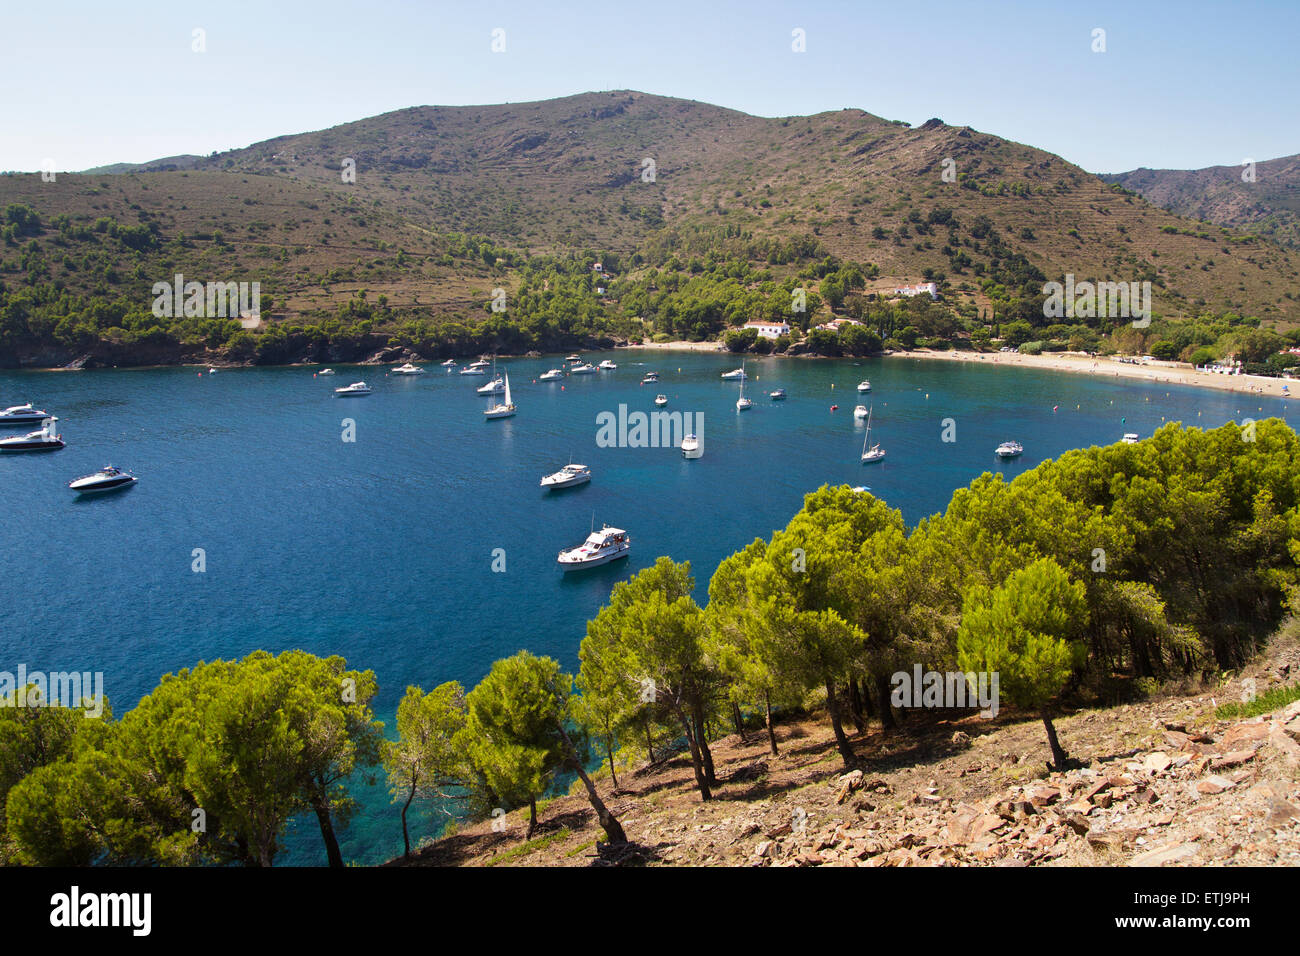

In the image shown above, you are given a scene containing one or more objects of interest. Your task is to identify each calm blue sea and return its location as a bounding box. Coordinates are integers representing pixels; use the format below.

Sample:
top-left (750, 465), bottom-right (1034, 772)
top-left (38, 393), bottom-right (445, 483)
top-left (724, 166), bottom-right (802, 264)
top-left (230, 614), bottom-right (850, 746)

top-left (0, 350), bottom-right (1290, 864)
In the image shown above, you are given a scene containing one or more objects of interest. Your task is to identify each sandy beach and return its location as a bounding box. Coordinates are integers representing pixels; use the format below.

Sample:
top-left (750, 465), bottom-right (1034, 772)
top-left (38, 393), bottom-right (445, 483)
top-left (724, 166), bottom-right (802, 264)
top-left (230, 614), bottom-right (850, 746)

top-left (630, 341), bottom-right (1293, 399)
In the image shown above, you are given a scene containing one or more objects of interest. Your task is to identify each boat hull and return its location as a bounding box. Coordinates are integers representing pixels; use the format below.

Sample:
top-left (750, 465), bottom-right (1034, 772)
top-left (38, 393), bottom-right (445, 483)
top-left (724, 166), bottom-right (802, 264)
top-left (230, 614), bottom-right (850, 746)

top-left (557, 547), bottom-right (629, 571)
top-left (0, 440), bottom-right (65, 452)
top-left (71, 477), bottom-right (136, 494)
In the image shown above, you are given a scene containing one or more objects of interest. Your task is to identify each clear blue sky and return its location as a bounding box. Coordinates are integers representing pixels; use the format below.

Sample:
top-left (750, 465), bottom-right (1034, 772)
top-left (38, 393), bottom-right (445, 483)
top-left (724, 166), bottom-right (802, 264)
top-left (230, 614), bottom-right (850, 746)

top-left (3, 0), bottom-right (1296, 174)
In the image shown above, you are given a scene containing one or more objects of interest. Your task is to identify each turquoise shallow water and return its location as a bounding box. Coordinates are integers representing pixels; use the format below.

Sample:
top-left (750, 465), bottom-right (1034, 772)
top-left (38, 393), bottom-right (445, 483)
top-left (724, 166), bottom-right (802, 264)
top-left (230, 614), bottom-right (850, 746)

top-left (0, 350), bottom-right (1290, 864)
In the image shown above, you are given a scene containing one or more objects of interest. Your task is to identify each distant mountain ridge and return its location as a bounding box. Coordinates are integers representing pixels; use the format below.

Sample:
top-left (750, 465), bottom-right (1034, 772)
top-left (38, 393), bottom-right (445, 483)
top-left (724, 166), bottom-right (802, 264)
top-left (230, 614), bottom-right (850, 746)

top-left (1102, 154), bottom-right (1300, 249)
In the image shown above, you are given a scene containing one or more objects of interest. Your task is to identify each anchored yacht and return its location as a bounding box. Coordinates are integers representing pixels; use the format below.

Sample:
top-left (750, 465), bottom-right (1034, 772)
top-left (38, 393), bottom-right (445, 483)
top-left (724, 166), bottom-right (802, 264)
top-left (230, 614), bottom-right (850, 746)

top-left (539, 368), bottom-right (565, 381)
top-left (0, 404), bottom-right (54, 426)
top-left (334, 381), bottom-right (372, 396)
top-left (68, 465), bottom-right (137, 495)
top-left (0, 420), bottom-right (64, 452)
top-left (484, 373), bottom-right (516, 419)
top-left (392, 362), bottom-right (425, 375)
top-left (557, 525), bottom-right (630, 571)
top-left (540, 463), bottom-right (592, 489)
top-left (995, 441), bottom-right (1024, 458)
top-left (681, 434), bottom-right (702, 459)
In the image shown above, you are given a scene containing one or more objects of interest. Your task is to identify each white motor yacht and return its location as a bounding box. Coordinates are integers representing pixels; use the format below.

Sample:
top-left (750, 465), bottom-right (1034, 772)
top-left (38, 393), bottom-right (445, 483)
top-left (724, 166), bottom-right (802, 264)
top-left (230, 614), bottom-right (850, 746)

top-left (477, 376), bottom-right (506, 395)
top-left (484, 373), bottom-right (516, 419)
top-left (539, 368), bottom-right (565, 381)
top-left (598, 359), bottom-right (617, 370)
top-left (569, 363), bottom-right (597, 375)
top-left (681, 434), bottom-right (702, 459)
top-left (440, 359), bottom-right (458, 367)
top-left (459, 365), bottom-right (487, 376)
top-left (995, 440), bottom-right (1024, 458)
top-left (0, 404), bottom-right (55, 426)
top-left (68, 465), bottom-right (137, 495)
top-left (654, 394), bottom-right (669, 407)
top-left (1121, 433), bottom-right (1139, 444)
top-left (641, 371), bottom-right (659, 384)
top-left (565, 354), bottom-right (581, 363)
top-left (721, 367), bottom-right (747, 380)
top-left (0, 420), bottom-right (64, 452)
top-left (557, 525), bottom-right (630, 571)
top-left (334, 382), bottom-right (372, 396)
top-left (392, 362), bottom-right (425, 375)
top-left (853, 404), bottom-right (869, 419)
top-left (318, 368), bottom-right (336, 376)
top-left (540, 463), bottom-right (592, 489)
top-left (857, 380), bottom-right (872, 393)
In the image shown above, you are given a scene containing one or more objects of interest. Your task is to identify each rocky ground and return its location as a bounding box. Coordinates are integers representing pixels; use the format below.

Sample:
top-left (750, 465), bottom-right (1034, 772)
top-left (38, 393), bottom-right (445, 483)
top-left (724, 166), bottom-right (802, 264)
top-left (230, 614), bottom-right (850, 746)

top-left (391, 637), bottom-right (1300, 868)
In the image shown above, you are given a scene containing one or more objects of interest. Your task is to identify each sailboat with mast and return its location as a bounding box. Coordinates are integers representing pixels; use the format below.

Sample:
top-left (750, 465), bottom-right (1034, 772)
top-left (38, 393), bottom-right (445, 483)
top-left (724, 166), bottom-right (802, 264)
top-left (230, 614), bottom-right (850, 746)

top-left (484, 372), bottom-right (516, 419)
top-left (860, 404), bottom-right (885, 463)
top-left (735, 360), bottom-right (753, 411)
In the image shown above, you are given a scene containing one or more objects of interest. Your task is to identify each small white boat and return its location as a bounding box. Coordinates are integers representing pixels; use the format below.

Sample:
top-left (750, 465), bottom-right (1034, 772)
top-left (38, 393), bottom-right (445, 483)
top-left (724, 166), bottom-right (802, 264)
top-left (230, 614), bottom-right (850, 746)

top-left (540, 463), bottom-right (591, 489)
top-left (335, 381), bottom-right (372, 396)
top-left (477, 376), bottom-right (506, 395)
top-left (598, 359), bottom-right (617, 370)
top-left (569, 363), bottom-right (597, 375)
top-left (681, 434), bottom-right (702, 459)
top-left (539, 368), bottom-right (565, 381)
top-left (850, 486), bottom-right (871, 494)
top-left (654, 394), bottom-right (669, 407)
top-left (484, 373), bottom-right (516, 419)
top-left (641, 371), bottom-right (659, 384)
top-left (769, 388), bottom-right (786, 400)
top-left (459, 365), bottom-right (487, 376)
top-left (857, 380), bottom-right (872, 393)
top-left (392, 363), bottom-right (425, 375)
top-left (721, 368), bottom-right (747, 380)
top-left (1121, 433), bottom-right (1139, 444)
top-left (565, 354), bottom-right (582, 363)
top-left (68, 465), bottom-right (136, 495)
top-left (0, 404), bottom-right (56, 426)
top-left (0, 420), bottom-right (64, 452)
top-left (853, 405), bottom-right (868, 419)
top-left (735, 361), bottom-right (753, 410)
top-left (440, 359), bottom-right (457, 367)
top-left (995, 441), bottom-right (1023, 459)
top-left (469, 359), bottom-right (491, 369)
top-left (861, 406), bottom-right (885, 463)
top-left (557, 525), bottom-right (630, 571)
top-left (318, 368), bottom-right (336, 376)
top-left (208, 367), bottom-right (219, 375)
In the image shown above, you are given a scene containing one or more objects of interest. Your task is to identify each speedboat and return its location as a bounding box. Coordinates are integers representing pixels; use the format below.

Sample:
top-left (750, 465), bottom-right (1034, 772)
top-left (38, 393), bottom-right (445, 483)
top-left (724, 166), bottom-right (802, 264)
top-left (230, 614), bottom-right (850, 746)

top-left (0, 404), bottom-right (55, 426)
top-left (641, 371), bottom-right (659, 384)
top-left (392, 363), bottom-right (425, 375)
top-left (860, 406), bottom-right (885, 463)
top-left (335, 382), bottom-right (372, 396)
top-left (850, 486), bottom-right (871, 494)
top-left (995, 441), bottom-right (1023, 458)
top-left (459, 365), bottom-right (487, 376)
top-left (68, 465), bottom-right (136, 495)
top-left (207, 368), bottom-right (218, 375)
top-left (0, 421), bottom-right (64, 452)
top-left (769, 388), bottom-right (786, 400)
top-left (654, 394), bottom-right (668, 407)
top-left (440, 359), bottom-right (457, 367)
top-left (477, 376), bottom-right (506, 395)
top-left (484, 373), bottom-right (516, 419)
top-left (598, 359), bottom-right (617, 370)
top-left (857, 381), bottom-right (872, 393)
top-left (1121, 433), bottom-right (1139, 444)
top-left (569, 363), bottom-right (597, 375)
top-left (721, 368), bottom-right (747, 380)
top-left (557, 525), bottom-right (630, 571)
top-left (681, 434), bottom-right (702, 459)
top-left (565, 354), bottom-right (581, 363)
top-left (540, 463), bottom-right (591, 489)
top-left (469, 359), bottom-right (491, 369)
top-left (318, 368), bottom-right (336, 376)
top-left (853, 405), bottom-right (868, 419)
top-left (539, 368), bottom-right (565, 381)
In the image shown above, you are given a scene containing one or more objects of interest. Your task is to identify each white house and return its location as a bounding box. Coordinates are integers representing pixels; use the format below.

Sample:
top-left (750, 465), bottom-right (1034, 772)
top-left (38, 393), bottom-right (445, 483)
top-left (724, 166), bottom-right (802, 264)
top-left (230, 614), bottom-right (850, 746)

top-left (893, 282), bottom-right (939, 299)
top-left (816, 317), bottom-right (862, 332)
top-left (743, 320), bottom-right (791, 339)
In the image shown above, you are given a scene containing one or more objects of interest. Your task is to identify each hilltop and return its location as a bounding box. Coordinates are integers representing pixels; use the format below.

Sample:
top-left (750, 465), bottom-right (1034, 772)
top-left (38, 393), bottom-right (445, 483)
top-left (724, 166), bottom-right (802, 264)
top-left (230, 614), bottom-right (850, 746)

top-left (3, 91), bottom-right (1300, 368)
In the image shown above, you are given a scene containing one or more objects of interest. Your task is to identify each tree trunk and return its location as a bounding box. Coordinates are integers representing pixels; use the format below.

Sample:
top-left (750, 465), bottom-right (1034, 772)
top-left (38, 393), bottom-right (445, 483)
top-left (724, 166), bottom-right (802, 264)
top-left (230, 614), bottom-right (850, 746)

top-left (695, 709), bottom-right (718, 786)
top-left (847, 678), bottom-right (865, 734)
top-left (606, 738), bottom-right (620, 791)
top-left (644, 721), bottom-right (654, 764)
top-left (764, 689), bottom-right (779, 756)
top-left (731, 700), bottom-right (746, 741)
top-left (554, 721), bottom-right (627, 844)
top-left (876, 673), bottom-right (896, 732)
top-left (311, 791), bottom-right (344, 868)
top-left (825, 678), bottom-right (856, 769)
top-left (400, 771), bottom-right (415, 858)
top-left (1041, 709), bottom-right (1070, 771)
top-left (679, 713), bottom-right (712, 801)
top-left (527, 798), bottom-right (538, 840)
top-left (860, 677), bottom-right (875, 719)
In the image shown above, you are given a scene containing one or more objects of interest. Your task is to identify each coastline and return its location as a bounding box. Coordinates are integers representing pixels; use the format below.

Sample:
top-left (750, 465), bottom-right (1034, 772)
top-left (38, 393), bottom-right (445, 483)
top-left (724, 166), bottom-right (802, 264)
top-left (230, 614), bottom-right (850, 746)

top-left (632, 340), bottom-right (1293, 399)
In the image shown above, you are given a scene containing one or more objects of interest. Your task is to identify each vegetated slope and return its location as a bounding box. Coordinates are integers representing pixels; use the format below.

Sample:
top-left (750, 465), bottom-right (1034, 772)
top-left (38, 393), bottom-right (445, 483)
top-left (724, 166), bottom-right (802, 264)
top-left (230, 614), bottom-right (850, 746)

top-left (390, 633), bottom-right (1300, 868)
top-left (4, 90), bottom-right (1300, 361)
top-left (1102, 154), bottom-right (1300, 251)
